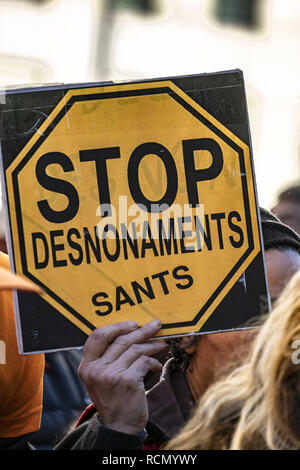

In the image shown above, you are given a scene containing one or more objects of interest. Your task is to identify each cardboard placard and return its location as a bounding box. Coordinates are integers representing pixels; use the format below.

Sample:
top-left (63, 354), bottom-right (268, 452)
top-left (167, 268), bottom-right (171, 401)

top-left (0, 70), bottom-right (270, 354)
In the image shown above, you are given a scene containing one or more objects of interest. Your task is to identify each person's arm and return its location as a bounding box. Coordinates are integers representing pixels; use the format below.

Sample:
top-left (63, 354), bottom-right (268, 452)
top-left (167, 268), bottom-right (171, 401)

top-left (0, 282), bottom-right (45, 449)
top-left (0, 434), bottom-right (36, 450)
top-left (55, 413), bottom-right (147, 450)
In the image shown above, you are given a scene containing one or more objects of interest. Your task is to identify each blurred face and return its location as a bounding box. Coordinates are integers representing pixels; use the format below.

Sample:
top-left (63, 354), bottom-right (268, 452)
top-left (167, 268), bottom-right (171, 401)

top-left (185, 248), bottom-right (300, 399)
top-left (265, 248), bottom-right (300, 303)
top-left (272, 201), bottom-right (300, 235)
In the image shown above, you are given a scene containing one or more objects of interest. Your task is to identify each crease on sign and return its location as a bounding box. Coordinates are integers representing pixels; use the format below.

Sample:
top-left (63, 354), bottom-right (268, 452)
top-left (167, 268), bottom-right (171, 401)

top-left (35, 128), bottom-right (44, 137)
top-left (182, 84), bottom-right (242, 93)
top-left (237, 272), bottom-right (247, 295)
top-left (15, 109), bottom-right (50, 137)
top-left (64, 103), bottom-right (71, 129)
top-left (74, 164), bottom-right (80, 185)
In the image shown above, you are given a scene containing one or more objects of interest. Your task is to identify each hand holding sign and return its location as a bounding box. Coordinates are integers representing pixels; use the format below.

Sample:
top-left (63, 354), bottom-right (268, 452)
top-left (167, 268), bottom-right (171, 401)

top-left (78, 320), bottom-right (165, 435)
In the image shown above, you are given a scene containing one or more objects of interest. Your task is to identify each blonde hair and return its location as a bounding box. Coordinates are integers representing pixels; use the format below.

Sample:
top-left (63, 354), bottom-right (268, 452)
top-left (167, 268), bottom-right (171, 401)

top-left (165, 270), bottom-right (300, 450)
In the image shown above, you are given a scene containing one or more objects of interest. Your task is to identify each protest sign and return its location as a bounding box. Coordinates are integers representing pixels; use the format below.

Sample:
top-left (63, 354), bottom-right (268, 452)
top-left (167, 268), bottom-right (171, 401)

top-left (0, 70), bottom-right (270, 353)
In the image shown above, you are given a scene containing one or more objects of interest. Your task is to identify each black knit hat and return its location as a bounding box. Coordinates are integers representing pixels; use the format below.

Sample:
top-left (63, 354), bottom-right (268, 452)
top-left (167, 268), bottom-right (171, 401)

top-left (260, 207), bottom-right (300, 254)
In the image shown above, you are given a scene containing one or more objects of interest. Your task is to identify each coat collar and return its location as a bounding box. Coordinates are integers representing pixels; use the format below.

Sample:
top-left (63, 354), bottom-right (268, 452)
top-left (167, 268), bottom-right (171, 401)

top-left (146, 358), bottom-right (194, 439)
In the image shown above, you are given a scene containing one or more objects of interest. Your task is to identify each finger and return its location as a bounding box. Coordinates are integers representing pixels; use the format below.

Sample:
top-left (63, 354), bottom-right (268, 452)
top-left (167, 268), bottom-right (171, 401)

top-left (101, 320), bottom-right (162, 364)
top-left (108, 339), bottom-right (166, 370)
top-left (82, 321), bottom-right (138, 363)
top-left (125, 355), bottom-right (163, 383)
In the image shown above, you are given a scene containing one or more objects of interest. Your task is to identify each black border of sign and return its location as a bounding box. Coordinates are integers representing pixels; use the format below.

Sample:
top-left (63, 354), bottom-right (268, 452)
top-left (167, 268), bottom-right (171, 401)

top-left (10, 84), bottom-right (254, 332)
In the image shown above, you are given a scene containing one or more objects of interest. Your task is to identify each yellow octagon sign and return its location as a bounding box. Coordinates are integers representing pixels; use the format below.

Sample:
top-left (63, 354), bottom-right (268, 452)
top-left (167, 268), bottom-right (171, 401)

top-left (5, 79), bottom-right (262, 339)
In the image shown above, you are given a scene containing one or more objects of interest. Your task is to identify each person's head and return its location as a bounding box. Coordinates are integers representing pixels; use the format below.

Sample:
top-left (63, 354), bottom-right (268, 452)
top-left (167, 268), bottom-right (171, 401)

top-left (258, 207), bottom-right (300, 302)
top-left (165, 268), bottom-right (300, 450)
top-left (272, 184), bottom-right (300, 235)
top-left (169, 208), bottom-right (300, 388)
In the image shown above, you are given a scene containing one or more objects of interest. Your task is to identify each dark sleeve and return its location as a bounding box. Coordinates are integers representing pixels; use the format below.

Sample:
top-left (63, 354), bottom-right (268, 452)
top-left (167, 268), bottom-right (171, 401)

top-left (54, 413), bottom-right (147, 450)
top-left (0, 433), bottom-right (35, 450)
